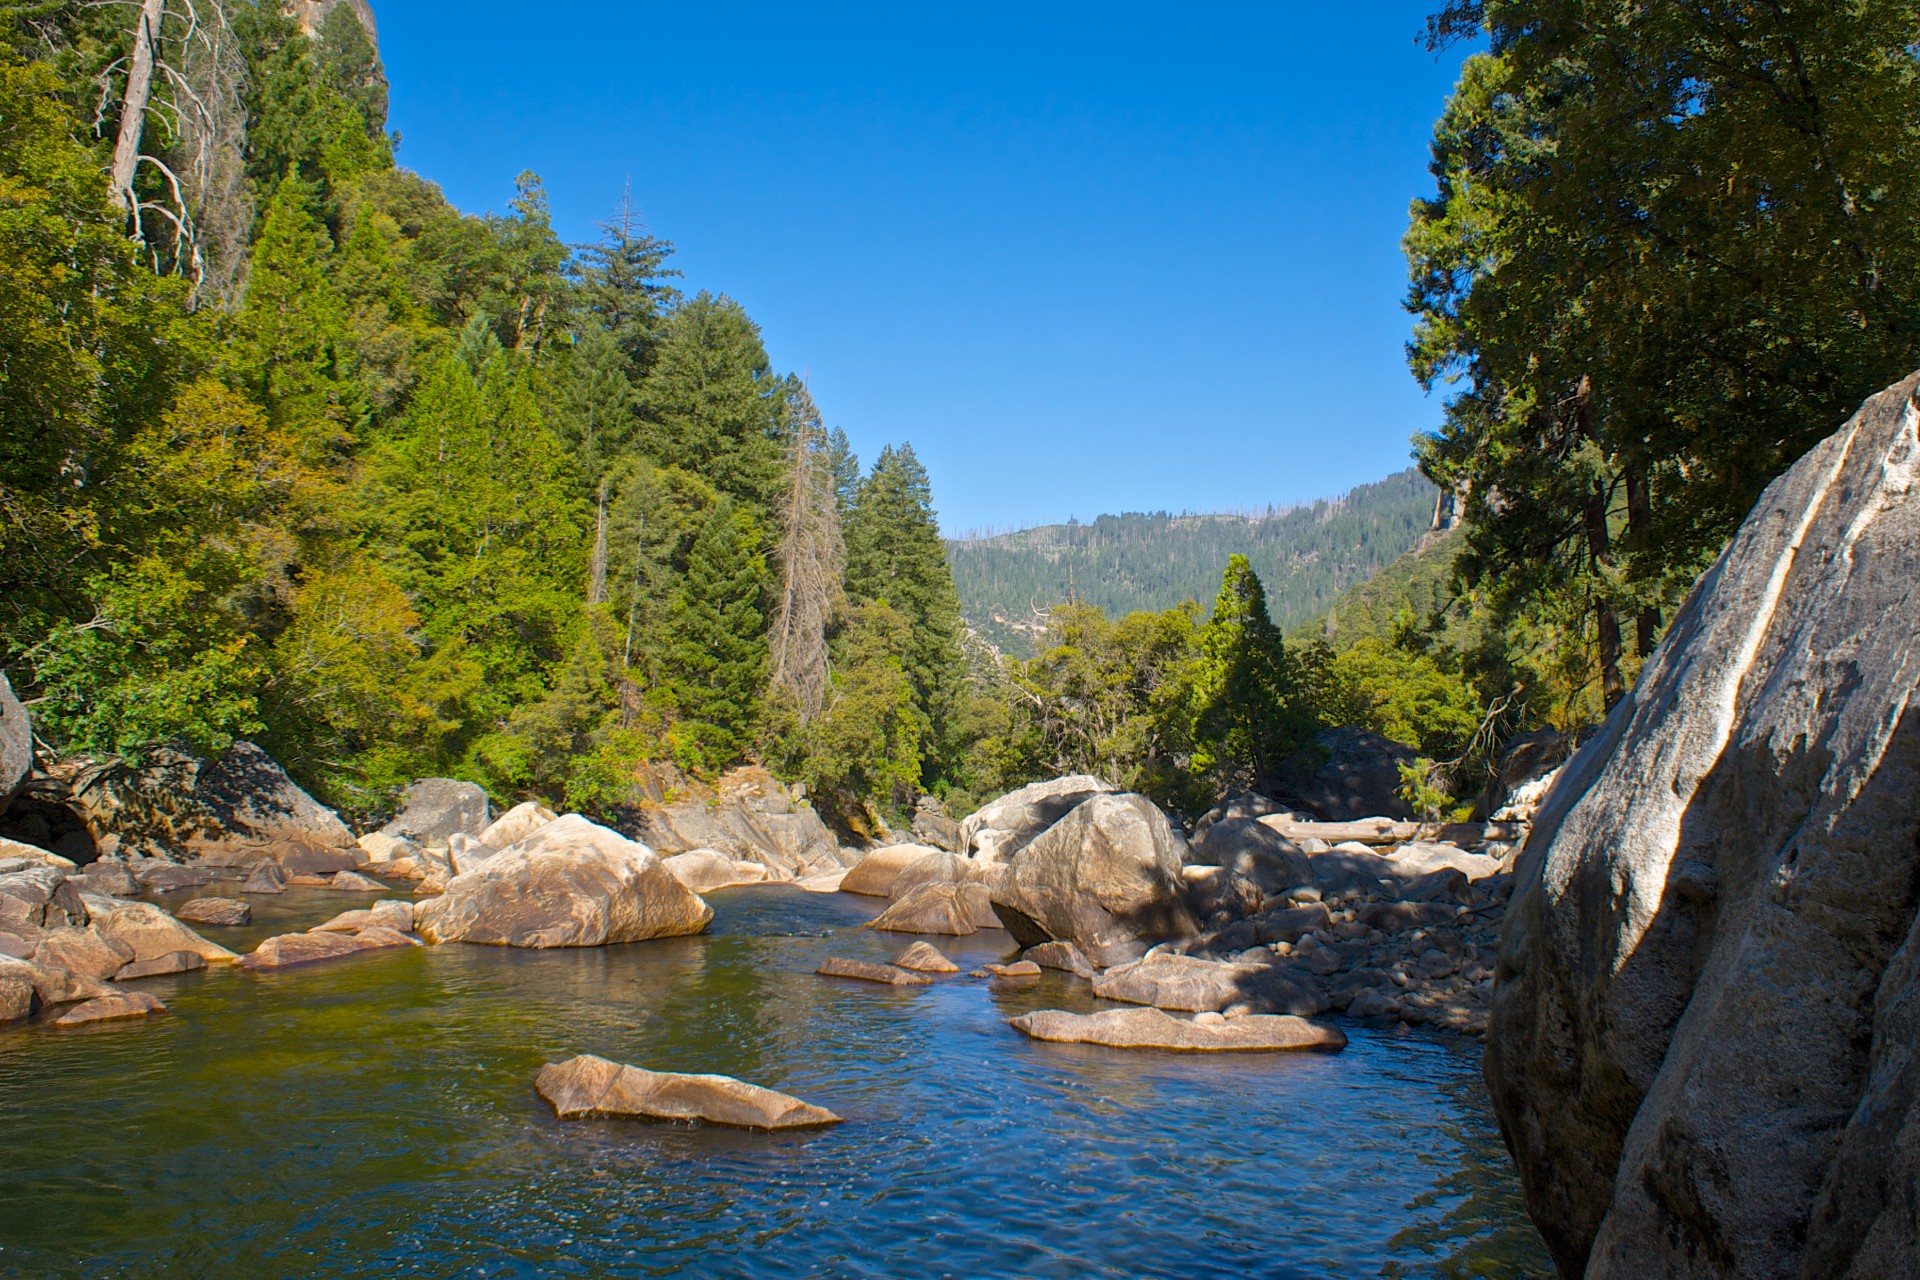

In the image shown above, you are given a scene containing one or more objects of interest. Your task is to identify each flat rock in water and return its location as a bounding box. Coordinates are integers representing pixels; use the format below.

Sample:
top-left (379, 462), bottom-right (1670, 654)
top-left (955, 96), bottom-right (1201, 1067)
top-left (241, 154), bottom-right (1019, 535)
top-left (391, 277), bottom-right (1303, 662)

top-left (329, 870), bottom-right (387, 891)
top-left (313, 900), bottom-right (414, 934)
top-left (984, 960), bottom-right (1041, 978)
top-left (536, 1054), bottom-right (841, 1129)
top-left (116, 950), bottom-right (206, 980)
top-left (1009, 1006), bottom-right (1346, 1053)
top-left (239, 931), bottom-right (383, 970)
top-left (51, 991), bottom-right (165, 1026)
top-left (864, 882), bottom-right (998, 936)
top-left (839, 844), bottom-right (940, 897)
top-left (792, 869), bottom-right (846, 893)
top-left (1094, 951), bottom-right (1327, 1016)
top-left (890, 941), bottom-right (960, 973)
top-left (1024, 940), bottom-right (1096, 978)
top-left (816, 956), bottom-right (931, 986)
top-left (175, 897), bottom-right (251, 927)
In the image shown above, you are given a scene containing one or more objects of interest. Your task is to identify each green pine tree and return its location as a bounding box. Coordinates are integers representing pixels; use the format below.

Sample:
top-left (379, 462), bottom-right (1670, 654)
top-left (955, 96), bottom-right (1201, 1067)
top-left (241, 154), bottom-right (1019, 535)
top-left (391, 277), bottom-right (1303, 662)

top-left (1188, 555), bottom-right (1304, 792)
top-left (662, 496), bottom-right (770, 767)
top-left (636, 292), bottom-right (785, 513)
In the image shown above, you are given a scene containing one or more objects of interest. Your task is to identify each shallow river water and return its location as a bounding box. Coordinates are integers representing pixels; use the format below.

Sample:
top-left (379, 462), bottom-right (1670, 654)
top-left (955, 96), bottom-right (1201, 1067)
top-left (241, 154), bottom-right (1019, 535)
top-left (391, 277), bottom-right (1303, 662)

top-left (0, 885), bottom-right (1552, 1279)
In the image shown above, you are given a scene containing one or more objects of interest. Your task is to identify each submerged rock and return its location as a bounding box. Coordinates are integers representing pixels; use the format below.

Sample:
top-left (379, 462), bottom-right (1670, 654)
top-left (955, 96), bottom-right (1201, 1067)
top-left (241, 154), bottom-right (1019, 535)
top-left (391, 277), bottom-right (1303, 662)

top-left (414, 814), bottom-right (711, 948)
top-left (1488, 371), bottom-right (1920, 1280)
top-left (535, 1053), bottom-right (842, 1129)
top-left (175, 897), bottom-right (251, 927)
top-left (51, 991), bottom-right (165, 1026)
top-left (1008, 1006), bottom-right (1344, 1053)
top-left (815, 956), bottom-right (931, 986)
top-left (988, 792), bottom-right (1201, 967)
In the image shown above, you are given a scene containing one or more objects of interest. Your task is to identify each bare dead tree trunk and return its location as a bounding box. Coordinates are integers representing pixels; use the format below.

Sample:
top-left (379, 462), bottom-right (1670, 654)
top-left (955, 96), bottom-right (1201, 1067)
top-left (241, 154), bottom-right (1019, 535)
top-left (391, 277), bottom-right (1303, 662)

top-left (768, 380), bottom-right (844, 723)
top-left (1573, 375), bottom-right (1624, 710)
top-left (109, 0), bottom-right (167, 218)
top-left (587, 479), bottom-right (609, 605)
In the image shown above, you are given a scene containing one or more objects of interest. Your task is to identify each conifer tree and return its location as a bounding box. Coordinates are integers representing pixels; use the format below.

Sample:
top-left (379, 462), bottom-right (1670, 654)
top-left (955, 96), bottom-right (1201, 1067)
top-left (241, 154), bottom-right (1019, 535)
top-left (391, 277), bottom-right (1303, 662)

top-left (636, 292), bottom-right (785, 513)
top-left (662, 496), bottom-right (769, 766)
top-left (570, 190), bottom-right (679, 373)
top-left (1188, 555), bottom-right (1302, 791)
top-left (844, 443), bottom-right (968, 783)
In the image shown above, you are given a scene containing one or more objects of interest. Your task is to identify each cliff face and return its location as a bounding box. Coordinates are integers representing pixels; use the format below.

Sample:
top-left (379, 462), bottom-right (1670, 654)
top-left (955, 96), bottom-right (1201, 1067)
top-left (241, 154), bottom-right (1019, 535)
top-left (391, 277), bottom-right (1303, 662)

top-left (284, 0), bottom-right (376, 46)
top-left (1487, 370), bottom-right (1920, 1279)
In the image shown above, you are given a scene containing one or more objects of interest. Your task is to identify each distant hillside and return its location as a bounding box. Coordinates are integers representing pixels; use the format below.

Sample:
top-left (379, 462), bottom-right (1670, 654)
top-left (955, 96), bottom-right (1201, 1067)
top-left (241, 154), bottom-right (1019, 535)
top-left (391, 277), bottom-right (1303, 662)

top-left (949, 468), bottom-right (1438, 655)
top-left (1289, 524), bottom-right (1466, 651)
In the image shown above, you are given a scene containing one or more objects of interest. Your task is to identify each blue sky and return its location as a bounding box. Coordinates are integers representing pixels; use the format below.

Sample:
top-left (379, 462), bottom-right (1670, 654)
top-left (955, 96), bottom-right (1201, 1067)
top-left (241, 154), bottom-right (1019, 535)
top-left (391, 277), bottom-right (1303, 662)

top-left (377, 4), bottom-right (1471, 533)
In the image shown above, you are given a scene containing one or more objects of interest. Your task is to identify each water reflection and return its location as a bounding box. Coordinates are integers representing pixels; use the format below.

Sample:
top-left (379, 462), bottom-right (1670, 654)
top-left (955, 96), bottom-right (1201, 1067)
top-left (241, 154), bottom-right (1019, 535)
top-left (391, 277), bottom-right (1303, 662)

top-left (0, 886), bottom-right (1551, 1279)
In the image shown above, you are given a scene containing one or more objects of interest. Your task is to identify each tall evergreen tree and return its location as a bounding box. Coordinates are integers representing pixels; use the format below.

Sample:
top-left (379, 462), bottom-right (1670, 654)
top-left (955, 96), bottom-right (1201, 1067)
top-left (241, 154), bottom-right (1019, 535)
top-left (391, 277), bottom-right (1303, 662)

top-left (1188, 555), bottom-right (1302, 791)
top-left (844, 442), bottom-right (968, 784)
top-left (570, 190), bottom-right (679, 372)
top-left (636, 291), bottom-right (785, 513)
top-left (662, 496), bottom-right (769, 767)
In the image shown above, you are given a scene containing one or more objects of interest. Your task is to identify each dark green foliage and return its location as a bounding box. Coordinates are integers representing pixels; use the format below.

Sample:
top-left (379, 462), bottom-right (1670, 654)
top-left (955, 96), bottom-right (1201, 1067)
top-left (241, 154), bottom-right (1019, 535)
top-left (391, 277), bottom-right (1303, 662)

top-left (570, 194), bottom-right (679, 372)
top-left (636, 292), bottom-right (785, 514)
top-left (1188, 555), bottom-right (1312, 791)
top-left (662, 498), bottom-right (769, 768)
top-left (950, 469), bottom-right (1437, 656)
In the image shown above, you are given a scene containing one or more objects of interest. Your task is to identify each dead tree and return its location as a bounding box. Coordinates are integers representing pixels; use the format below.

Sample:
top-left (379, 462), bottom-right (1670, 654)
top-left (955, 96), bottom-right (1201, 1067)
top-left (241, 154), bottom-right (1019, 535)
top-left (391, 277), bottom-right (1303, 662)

top-left (768, 380), bottom-right (845, 723)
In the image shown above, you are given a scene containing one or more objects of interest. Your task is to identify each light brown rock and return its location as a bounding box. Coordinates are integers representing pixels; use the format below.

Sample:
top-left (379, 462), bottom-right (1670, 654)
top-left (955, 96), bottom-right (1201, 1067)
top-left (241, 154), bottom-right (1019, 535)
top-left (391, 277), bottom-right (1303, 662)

top-left (890, 941), bottom-right (960, 973)
top-left (960, 775), bottom-right (1120, 862)
top-left (51, 991), bottom-right (166, 1026)
top-left (83, 899), bottom-right (236, 964)
top-left (816, 956), bottom-right (931, 985)
top-left (240, 861), bottom-right (286, 894)
top-left (476, 799), bottom-right (557, 850)
top-left (661, 849), bottom-right (770, 893)
top-left (984, 960), bottom-right (1041, 978)
top-left (2, 953), bottom-right (111, 1005)
top-left (792, 869), bottom-right (847, 893)
top-left (839, 844), bottom-right (940, 897)
top-left (175, 897), bottom-right (251, 927)
top-left (328, 870), bottom-right (387, 891)
top-left (0, 970), bottom-right (30, 1022)
top-left (1025, 940), bottom-right (1096, 978)
top-left (239, 930), bottom-right (381, 970)
top-left (864, 882), bottom-right (999, 936)
top-left (116, 950), bottom-right (206, 980)
top-left (989, 792), bottom-right (1201, 966)
top-left (413, 814), bottom-right (711, 948)
top-left (33, 926), bottom-right (134, 981)
top-left (1009, 1006), bottom-right (1345, 1052)
top-left (1093, 951), bottom-right (1326, 1015)
top-left (535, 1053), bottom-right (841, 1129)
top-left (312, 900), bottom-right (413, 934)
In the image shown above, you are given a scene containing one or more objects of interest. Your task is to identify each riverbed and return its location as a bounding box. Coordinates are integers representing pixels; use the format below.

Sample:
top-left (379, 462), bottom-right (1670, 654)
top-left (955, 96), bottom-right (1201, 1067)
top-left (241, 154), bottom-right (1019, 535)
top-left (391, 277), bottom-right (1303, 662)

top-left (0, 885), bottom-right (1551, 1278)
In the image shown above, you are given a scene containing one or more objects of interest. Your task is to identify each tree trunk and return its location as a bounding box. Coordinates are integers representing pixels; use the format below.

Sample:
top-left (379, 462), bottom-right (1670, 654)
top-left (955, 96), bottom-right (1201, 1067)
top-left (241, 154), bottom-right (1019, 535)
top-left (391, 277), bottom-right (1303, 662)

top-left (1625, 463), bottom-right (1657, 657)
top-left (1573, 376), bottom-right (1625, 709)
top-left (109, 0), bottom-right (167, 218)
top-left (587, 480), bottom-right (608, 605)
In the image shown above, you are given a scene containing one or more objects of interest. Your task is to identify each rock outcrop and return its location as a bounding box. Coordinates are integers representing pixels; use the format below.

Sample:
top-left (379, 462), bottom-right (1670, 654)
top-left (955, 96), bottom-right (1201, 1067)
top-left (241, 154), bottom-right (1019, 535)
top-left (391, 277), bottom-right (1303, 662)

top-left (0, 671), bottom-right (29, 815)
top-left (864, 881), bottom-right (999, 935)
top-left (535, 1054), bottom-right (842, 1129)
top-left (1274, 727), bottom-right (1419, 821)
top-left (660, 850), bottom-right (769, 893)
top-left (380, 778), bottom-right (492, 849)
top-left (988, 792), bottom-right (1200, 966)
top-left (414, 814), bottom-right (711, 948)
top-left (1487, 372), bottom-right (1920, 1280)
top-left (838, 844), bottom-right (939, 897)
top-left (959, 774), bottom-right (1119, 862)
top-left (628, 768), bottom-right (845, 880)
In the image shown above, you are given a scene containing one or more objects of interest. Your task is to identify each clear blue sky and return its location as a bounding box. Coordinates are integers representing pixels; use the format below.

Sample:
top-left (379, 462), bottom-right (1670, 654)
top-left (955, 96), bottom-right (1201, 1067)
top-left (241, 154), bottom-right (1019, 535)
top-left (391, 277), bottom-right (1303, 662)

top-left (377, 4), bottom-right (1471, 533)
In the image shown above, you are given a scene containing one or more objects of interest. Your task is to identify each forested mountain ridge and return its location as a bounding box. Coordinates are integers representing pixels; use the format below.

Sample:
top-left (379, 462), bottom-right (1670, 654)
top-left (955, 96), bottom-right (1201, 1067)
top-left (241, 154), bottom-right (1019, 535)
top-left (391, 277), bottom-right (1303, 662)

top-left (948, 469), bottom-right (1437, 654)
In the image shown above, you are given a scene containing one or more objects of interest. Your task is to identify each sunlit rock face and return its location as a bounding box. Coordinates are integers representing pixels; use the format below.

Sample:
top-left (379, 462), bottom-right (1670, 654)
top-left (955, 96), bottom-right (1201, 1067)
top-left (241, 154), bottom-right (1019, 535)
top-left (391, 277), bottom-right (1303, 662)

top-left (1488, 371), bottom-right (1920, 1280)
top-left (284, 0), bottom-right (376, 44)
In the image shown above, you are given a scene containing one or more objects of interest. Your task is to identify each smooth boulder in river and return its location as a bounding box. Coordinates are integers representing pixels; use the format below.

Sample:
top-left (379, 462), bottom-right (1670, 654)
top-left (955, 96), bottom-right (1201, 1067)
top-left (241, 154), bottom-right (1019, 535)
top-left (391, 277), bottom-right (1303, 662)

top-left (414, 814), bottom-right (711, 948)
top-left (959, 774), bottom-right (1118, 863)
top-left (1488, 370), bottom-right (1920, 1280)
top-left (989, 792), bottom-right (1201, 967)
top-left (1009, 1006), bottom-right (1344, 1053)
top-left (536, 1054), bottom-right (841, 1129)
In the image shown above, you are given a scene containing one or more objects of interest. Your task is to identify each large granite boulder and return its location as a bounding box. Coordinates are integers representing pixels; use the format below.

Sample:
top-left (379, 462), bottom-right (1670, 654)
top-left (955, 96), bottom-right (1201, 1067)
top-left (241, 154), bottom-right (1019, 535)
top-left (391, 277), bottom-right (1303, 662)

top-left (414, 814), bottom-right (712, 948)
top-left (628, 769), bottom-right (843, 879)
top-left (838, 844), bottom-right (940, 898)
top-left (1273, 727), bottom-right (1419, 821)
top-left (476, 800), bottom-right (555, 850)
top-left (536, 1053), bottom-right (841, 1129)
top-left (988, 792), bottom-right (1201, 967)
top-left (0, 671), bottom-right (29, 815)
top-left (660, 849), bottom-right (768, 893)
top-left (1186, 817), bottom-right (1313, 895)
top-left (1487, 371), bottom-right (1920, 1280)
top-left (82, 898), bottom-right (236, 965)
top-left (959, 775), bottom-right (1119, 863)
top-left (380, 779), bottom-right (492, 849)
top-left (1008, 1006), bottom-right (1345, 1053)
top-left (864, 882), bottom-right (999, 935)
top-left (65, 741), bottom-right (354, 865)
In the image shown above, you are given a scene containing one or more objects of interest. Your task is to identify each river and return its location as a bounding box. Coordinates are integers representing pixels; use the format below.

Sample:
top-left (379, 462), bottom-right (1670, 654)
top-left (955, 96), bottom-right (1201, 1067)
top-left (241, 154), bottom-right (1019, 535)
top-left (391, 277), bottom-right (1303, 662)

top-left (0, 884), bottom-right (1552, 1278)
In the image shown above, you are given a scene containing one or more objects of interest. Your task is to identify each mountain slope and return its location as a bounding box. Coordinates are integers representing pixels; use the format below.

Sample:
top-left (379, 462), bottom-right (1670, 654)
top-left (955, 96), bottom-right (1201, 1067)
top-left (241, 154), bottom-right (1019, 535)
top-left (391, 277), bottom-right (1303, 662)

top-left (949, 468), bottom-right (1437, 654)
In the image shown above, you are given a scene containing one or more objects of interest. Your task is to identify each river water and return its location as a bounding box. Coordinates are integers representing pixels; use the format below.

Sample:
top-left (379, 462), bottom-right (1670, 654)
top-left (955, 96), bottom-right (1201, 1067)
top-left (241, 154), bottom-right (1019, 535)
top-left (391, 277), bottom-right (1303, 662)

top-left (0, 885), bottom-right (1552, 1279)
